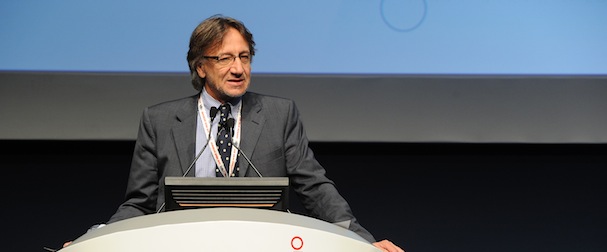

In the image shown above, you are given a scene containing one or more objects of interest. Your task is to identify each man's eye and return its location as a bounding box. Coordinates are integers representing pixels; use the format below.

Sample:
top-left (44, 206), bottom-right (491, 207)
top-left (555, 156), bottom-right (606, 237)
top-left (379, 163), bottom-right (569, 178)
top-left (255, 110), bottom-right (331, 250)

top-left (218, 56), bottom-right (232, 62)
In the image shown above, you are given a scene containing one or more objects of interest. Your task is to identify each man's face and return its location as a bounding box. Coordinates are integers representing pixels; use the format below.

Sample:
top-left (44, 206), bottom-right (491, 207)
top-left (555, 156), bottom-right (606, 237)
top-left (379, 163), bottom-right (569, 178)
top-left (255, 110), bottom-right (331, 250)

top-left (196, 27), bottom-right (251, 103)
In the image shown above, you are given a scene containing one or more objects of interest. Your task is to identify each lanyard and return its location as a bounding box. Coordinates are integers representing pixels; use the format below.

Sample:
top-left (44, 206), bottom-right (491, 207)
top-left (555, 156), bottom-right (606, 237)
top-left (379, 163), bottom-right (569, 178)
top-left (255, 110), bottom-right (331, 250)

top-left (197, 95), bottom-right (242, 177)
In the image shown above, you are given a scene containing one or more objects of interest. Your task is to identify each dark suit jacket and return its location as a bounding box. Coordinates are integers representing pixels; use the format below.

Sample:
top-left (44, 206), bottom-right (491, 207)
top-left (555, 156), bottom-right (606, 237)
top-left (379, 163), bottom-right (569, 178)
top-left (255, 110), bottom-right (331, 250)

top-left (107, 91), bottom-right (375, 242)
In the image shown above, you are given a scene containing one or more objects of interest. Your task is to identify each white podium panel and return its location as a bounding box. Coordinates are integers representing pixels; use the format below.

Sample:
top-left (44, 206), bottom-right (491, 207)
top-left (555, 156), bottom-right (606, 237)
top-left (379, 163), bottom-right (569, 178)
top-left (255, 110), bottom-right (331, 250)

top-left (61, 208), bottom-right (379, 252)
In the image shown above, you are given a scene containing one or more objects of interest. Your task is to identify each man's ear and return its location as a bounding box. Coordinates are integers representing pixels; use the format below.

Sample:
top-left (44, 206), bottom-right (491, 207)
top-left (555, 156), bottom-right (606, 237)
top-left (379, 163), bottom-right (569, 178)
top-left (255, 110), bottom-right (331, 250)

top-left (196, 64), bottom-right (206, 79)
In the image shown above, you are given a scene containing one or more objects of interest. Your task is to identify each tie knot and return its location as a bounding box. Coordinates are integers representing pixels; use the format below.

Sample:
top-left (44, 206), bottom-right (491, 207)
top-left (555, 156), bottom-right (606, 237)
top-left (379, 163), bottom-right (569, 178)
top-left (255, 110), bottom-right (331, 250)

top-left (219, 103), bottom-right (231, 112)
top-left (218, 103), bottom-right (231, 129)
top-left (219, 104), bottom-right (231, 119)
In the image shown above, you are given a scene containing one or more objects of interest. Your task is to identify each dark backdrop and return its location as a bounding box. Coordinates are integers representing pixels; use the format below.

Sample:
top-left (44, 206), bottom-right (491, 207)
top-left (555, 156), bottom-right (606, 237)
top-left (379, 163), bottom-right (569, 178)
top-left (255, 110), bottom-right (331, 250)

top-left (2, 141), bottom-right (606, 252)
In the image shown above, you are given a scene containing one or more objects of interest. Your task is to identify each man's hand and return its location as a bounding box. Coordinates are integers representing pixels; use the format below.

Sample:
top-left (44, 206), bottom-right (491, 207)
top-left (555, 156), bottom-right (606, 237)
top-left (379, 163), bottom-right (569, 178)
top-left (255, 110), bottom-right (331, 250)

top-left (373, 239), bottom-right (405, 252)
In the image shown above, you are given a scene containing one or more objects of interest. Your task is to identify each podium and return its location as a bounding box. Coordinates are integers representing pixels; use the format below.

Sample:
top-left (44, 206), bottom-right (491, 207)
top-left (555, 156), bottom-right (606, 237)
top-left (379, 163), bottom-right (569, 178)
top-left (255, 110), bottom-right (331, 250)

top-left (60, 208), bottom-right (379, 251)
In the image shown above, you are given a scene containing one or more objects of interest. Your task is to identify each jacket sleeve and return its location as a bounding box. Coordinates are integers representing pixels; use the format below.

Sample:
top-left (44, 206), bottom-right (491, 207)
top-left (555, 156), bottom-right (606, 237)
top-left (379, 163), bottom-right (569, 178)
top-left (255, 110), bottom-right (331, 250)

top-left (107, 107), bottom-right (159, 223)
top-left (281, 100), bottom-right (376, 243)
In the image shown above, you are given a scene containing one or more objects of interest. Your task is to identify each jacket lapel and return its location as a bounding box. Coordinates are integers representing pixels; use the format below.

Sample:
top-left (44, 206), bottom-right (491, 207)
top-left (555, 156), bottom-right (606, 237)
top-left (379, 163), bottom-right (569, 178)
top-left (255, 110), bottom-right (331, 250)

top-left (239, 93), bottom-right (265, 177)
top-left (172, 95), bottom-right (198, 177)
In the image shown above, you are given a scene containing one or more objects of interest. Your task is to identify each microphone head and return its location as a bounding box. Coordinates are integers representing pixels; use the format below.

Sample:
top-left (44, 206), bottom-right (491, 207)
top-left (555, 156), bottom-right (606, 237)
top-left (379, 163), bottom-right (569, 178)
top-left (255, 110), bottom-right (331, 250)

top-left (226, 118), bottom-right (235, 129)
top-left (209, 106), bottom-right (219, 119)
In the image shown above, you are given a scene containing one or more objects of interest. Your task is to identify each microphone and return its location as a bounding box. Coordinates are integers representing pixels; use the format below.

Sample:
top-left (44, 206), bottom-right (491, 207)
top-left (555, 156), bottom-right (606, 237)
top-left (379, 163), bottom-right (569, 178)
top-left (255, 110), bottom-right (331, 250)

top-left (182, 106), bottom-right (219, 177)
top-left (209, 106), bottom-right (219, 120)
top-left (156, 106), bottom-right (219, 214)
top-left (225, 118), bottom-right (263, 177)
top-left (225, 117), bottom-right (235, 132)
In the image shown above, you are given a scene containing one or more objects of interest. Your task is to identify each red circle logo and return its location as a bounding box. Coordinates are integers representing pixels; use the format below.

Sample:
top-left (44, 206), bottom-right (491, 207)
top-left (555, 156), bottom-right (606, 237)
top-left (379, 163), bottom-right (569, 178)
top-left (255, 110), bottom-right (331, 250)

top-left (291, 236), bottom-right (304, 250)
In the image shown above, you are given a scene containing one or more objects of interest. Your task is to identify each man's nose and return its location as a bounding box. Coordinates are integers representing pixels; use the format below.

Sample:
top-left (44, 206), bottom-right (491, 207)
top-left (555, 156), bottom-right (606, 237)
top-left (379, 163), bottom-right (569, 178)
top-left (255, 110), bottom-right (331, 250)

top-left (230, 58), bottom-right (245, 74)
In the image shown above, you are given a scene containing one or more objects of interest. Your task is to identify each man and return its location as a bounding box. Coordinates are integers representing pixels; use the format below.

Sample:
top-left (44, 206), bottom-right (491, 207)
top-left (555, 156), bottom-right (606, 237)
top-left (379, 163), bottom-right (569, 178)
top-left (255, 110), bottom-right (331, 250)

top-left (69, 15), bottom-right (404, 252)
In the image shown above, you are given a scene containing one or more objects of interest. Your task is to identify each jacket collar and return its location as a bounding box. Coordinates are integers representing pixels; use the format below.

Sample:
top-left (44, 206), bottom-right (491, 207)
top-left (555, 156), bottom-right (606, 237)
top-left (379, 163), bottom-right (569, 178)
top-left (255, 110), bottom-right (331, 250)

top-left (172, 94), bottom-right (199, 176)
top-left (238, 92), bottom-right (265, 177)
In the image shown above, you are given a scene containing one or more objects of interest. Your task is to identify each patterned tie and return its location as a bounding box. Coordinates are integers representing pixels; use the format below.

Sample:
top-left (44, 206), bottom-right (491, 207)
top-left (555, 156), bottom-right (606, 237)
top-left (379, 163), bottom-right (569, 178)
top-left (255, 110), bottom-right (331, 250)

top-left (216, 104), bottom-right (239, 177)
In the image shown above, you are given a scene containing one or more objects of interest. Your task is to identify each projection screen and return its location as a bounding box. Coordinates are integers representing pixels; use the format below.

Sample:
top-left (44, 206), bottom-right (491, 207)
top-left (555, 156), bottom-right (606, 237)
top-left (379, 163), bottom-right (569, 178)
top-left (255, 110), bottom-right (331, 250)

top-left (1, 1), bottom-right (606, 142)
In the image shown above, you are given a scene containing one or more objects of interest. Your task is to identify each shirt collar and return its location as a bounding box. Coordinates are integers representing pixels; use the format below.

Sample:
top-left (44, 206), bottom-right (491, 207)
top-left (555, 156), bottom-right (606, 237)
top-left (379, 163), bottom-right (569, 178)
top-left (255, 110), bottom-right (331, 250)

top-left (201, 89), bottom-right (242, 117)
